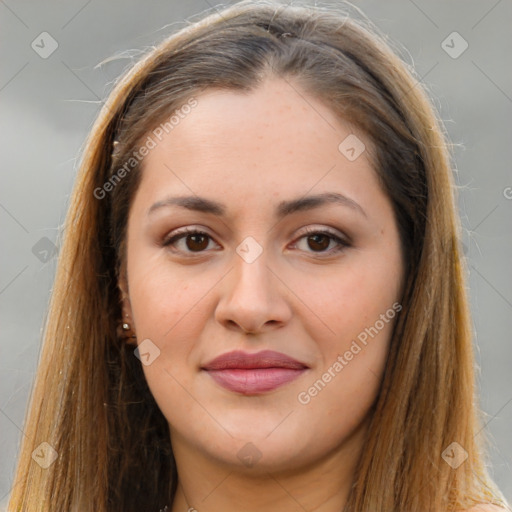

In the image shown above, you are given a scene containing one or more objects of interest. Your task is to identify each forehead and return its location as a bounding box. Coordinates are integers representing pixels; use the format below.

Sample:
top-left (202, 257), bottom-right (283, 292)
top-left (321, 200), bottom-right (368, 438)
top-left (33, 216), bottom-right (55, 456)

top-left (130, 78), bottom-right (383, 220)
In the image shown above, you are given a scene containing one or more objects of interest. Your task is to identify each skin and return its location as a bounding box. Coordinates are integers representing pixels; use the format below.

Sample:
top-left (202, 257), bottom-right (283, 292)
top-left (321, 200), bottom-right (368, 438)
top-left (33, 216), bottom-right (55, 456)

top-left (120, 77), bottom-right (405, 512)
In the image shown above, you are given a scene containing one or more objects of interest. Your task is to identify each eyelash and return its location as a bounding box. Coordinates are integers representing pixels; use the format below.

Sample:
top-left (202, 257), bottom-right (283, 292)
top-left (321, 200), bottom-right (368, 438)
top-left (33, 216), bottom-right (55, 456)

top-left (162, 226), bottom-right (350, 257)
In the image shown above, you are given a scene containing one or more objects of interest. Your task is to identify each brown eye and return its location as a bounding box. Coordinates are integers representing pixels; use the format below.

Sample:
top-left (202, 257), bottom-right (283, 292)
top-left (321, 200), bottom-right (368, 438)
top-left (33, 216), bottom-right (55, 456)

top-left (163, 229), bottom-right (215, 253)
top-left (294, 228), bottom-right (350, 256)
top-left (307, 233), bottom-right (331, 252)
top-left (185, 233), bottom-right (209, 251)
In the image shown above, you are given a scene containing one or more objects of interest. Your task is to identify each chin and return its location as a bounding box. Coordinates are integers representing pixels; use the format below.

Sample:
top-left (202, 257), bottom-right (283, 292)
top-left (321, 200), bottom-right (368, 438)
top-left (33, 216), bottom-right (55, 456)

top-left (194, 422), bottom-right (318, 474)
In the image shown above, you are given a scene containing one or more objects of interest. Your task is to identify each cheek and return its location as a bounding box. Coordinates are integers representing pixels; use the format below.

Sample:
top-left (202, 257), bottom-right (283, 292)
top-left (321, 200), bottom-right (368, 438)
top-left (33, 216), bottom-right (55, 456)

top-left (292, 251), bottom-right (402, 356)
top-left (126, 264), bottom-right (211, 425)
top-left (293, 248), bottom-right (401, 416)
top-left (293, 295), bottom-right (397, 459)
top-left (127, 254), bottom-right (210, 340)
top-left (126, 259), bottom-right (198, 363)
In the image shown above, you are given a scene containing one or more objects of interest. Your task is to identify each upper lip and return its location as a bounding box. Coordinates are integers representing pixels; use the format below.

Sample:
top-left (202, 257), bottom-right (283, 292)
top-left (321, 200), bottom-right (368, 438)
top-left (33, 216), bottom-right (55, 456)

top-left (201, 350), bottom-right (309, 371)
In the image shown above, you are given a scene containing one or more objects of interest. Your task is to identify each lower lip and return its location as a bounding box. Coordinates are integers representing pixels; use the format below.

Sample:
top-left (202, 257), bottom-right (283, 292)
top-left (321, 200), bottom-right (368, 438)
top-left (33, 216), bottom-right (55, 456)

top-left (204, 368), bottom-right (307, 395)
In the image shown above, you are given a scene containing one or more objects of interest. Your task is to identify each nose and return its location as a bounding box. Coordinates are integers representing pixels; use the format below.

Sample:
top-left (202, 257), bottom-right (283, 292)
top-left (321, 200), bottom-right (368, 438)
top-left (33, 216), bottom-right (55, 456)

top-left (214, 246), bottom-right (292, 335)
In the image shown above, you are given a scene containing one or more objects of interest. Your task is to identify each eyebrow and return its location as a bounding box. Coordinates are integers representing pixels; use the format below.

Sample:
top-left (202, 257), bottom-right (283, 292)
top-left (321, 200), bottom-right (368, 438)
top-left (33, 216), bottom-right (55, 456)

top-left (147, 192), bottom-right (367, 219)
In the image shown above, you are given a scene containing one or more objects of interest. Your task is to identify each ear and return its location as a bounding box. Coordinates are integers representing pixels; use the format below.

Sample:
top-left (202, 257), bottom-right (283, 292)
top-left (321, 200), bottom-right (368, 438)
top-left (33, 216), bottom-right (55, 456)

top-left (117, 262), bottom-right (137, 345)
top-left (118, 270), bottom-right (132, 316)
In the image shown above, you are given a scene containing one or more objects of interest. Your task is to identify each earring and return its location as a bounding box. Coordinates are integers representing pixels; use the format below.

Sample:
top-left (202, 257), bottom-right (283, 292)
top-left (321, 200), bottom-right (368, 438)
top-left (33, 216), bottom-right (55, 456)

top-left (117, 319), bottom-right (137, 341)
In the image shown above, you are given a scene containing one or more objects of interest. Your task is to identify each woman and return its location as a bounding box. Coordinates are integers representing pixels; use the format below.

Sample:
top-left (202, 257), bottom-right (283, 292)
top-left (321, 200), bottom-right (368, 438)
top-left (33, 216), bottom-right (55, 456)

top-left (8, 0), bottom-right (509, 510)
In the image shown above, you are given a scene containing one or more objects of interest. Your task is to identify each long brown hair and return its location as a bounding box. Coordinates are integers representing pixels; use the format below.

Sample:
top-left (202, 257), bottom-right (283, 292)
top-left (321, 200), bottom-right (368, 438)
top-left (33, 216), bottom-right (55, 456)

top-left (8, 1), bottom-right (508, 510)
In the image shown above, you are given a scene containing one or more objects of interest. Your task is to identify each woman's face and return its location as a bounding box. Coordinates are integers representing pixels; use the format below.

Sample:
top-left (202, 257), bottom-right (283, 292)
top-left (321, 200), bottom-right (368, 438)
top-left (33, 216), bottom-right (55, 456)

top-left (121, 77), bottom-right (404, 474)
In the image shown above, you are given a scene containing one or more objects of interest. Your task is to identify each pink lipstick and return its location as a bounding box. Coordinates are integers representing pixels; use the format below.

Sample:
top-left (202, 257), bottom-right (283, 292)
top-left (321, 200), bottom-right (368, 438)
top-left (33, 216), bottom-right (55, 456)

top-left (201, 349), bottom-right (308, 395)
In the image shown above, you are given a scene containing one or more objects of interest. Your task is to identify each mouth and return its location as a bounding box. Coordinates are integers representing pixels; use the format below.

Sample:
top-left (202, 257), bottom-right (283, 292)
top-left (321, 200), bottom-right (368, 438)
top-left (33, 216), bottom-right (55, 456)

top-left (201, 349), bottom-right (309, 395)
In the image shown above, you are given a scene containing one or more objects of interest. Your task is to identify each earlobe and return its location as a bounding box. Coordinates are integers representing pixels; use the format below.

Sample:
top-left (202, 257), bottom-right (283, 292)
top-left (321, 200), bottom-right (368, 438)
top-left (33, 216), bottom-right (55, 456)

top-left (117, 269), bottom-right (137, 345)
top-left (121, 296), bottom-right (134, 328)
top-left (116, 300), bottom-right (138, 345)
top-left (116, 321), bottom-right (138, 345)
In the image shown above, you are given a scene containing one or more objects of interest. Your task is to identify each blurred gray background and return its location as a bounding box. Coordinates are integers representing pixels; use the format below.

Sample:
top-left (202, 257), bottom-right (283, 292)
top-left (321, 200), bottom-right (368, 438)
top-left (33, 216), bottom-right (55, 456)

top-left (1, 0), bottom-right (511, 507)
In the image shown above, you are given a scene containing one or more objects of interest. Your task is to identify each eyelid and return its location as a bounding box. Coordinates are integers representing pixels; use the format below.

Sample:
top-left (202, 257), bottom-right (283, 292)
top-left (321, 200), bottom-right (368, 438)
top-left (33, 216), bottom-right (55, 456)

top-left (297, 225), bottom-right (349, 241)
top-left (163, 225), bottom-right (210, 238)
top-left (162, 225), bottom-right (216, 246)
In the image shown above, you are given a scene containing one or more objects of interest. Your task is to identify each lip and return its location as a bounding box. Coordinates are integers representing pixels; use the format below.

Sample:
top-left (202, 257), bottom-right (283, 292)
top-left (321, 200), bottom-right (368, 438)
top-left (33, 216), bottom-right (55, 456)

top-left (201, 350), bottom-right (309, 395)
